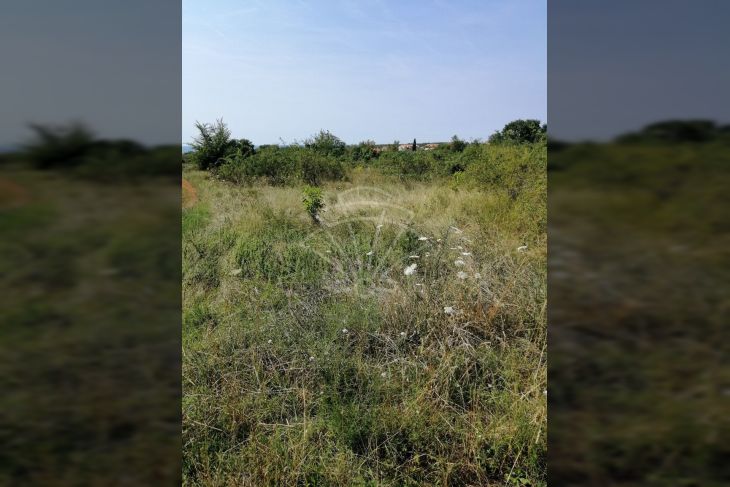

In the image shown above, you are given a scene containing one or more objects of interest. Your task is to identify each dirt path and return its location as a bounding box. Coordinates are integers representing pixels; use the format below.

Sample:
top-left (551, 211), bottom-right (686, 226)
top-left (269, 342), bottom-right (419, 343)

top-left (182, 178), bottom-right (198, 208)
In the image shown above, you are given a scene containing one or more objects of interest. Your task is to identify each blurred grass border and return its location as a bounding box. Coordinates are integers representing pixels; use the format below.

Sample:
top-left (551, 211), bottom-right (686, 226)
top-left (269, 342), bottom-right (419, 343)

top-left (548, 120), bottom-right (730, 485)
top-left (0, 128), bottom-right (182, 485)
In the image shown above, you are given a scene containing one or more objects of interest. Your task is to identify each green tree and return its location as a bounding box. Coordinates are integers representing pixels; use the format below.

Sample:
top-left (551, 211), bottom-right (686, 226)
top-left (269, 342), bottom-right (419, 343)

top-left (412, 138), bottom-right (417, 151)
top-left (352, 140), bottom-right (378, 162)
top-left (616, 120), bottom-right (719, 143)
top-left (304, 130), bottom-right (346, 157)
top-left (489, 119), bottom-right (546, 144)
top-left (450, 135), bottom-right (467, 152)
top-left (231, 138), bottom-right (255, 158)
top-left (190, 119), bottom-right (236, 170)
top-left (24, 122), bottom-right (96, 168)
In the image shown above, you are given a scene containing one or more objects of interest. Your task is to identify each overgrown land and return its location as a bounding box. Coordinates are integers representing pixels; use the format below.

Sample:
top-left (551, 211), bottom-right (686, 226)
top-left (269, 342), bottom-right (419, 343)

top-left (0, 125), bottom-right (181, 485)
top-left (549, 121), bottom-right (730, 486)
top-left (182, 120), bottom-right (547, 485)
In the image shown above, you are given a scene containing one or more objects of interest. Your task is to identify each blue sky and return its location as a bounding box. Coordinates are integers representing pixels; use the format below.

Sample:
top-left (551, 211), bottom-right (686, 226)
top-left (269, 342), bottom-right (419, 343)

top-left (550, 0), bottom-right (730, 141)
top-left (183, 0), bottom-right (546, 145)
top-left (1, 1), bottom-right (180, 147)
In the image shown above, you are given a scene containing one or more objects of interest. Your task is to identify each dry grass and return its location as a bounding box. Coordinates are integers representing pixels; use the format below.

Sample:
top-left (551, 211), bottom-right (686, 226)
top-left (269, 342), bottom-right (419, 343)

top-left (183, 166), bottom-right (546, 486)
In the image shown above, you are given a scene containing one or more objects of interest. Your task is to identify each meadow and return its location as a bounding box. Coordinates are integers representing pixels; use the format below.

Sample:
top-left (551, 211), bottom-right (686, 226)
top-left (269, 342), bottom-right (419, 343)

top-left (182, 124), bottom-right (547, 485)
top-left (0, 158), bottom-right (181, 484)
top-left (548, 132), bottom-right (730, 485)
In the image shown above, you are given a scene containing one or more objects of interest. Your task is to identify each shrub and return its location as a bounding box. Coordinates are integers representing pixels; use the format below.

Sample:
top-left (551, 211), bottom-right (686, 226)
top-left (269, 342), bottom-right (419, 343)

top-left (24, 122), bottom-right (95, 169)
top-left (374, 151), bottom-right (434, 179)
top-left (489, 119), bottom-right (546, 145)
top-left (190, 119), bottom-right (236, 170)
top-left (305, 130), bottom-right (346, 157)
top-left (297, 150), bottom-right (344, 185)
top-left (351, 140), bottom-right (379, 162)
top-left (302, 185), bottom-right (324, 223)
top-left (449, 135), bottom-right (467, 152)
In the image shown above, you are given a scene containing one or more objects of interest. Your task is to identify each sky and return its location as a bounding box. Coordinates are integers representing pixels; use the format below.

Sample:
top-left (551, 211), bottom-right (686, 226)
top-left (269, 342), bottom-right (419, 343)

top-left (549, 0), bottom-right (730, 141)
top-left (0, 1), bottom-right (180, 147)
top-left (183, 0), bottom-right (547, 145)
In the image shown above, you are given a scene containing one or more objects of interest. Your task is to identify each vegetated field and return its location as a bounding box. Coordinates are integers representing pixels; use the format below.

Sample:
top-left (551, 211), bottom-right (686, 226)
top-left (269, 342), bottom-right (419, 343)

top-left (0, 166), bottom-right (181, 484)
top-left (182, 140), bottom-right (547, 485)
top-left (548, 139), bottom-right (730, 485)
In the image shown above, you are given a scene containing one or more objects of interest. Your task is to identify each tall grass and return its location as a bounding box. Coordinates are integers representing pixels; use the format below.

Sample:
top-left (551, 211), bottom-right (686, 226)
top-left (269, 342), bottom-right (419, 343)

top-left (183, 143), bottom-right (546, 485)
top-left (548, 141), bottom-right (730, 485)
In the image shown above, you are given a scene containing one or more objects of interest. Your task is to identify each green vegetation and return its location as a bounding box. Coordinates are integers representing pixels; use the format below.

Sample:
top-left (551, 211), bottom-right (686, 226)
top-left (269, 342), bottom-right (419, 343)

top-left (6, 122), bottom-right (180, 180)
top-left (488, 119), bottom-right (546, 145)
top-left (301, 185), bottom-right (324, 224)
top-left (183, 120), bottom-right (547, 485)
top-left (0, 167), bottom-right (180, 484)
top-left (548, 128), bottom-right (730, 485)
top-left (187, 120), bottom-right (546, 189)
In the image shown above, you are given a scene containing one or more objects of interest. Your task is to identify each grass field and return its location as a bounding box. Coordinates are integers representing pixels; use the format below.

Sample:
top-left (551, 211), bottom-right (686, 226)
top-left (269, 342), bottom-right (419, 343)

top-left (182, 161), bottom-right (546, 485)
top-left (548, 141), bottom-right (730, 485)
top-left (0, 167), bottom-right (181, 484)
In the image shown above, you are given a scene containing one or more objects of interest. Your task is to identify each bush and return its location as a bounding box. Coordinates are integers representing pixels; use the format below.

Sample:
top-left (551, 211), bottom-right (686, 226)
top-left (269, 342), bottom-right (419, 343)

top-left (449, 135), bottom-right (467, 152)
top-left (489, 119), bottom-right (546, 145)
top-left (374, 151), bottom-right (434, 179)
top-left (24, 122), bottom-right (96, 169)
top-left (615, 120), bottom-right (722, 143)
top-left (190, 119), bottom-right (237, 170)
top-left (215, 145), bottom-right (344, 186)
top-left (297, 150), bottom-right (344, 185)
top-left (305, 130), bottom-right (346, 157)
top-left (302, 185), bottom-right (324, 223)
top-left (350, 140), bottom-right (379, 162)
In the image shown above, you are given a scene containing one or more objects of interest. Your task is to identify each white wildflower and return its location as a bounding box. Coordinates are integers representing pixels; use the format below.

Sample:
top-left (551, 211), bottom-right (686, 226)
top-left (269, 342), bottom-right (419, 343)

top-left (461, 252), bottom-right (472, 256)
top-left (404, 263), bottom-right (417, 276)
top-left (425, 252), bottom-right (431, 257)
top-left (409, 255), bottom-right (419, 259)
top-left (381, 372), bottom-right (387, 378)
top-left (437, 239), bottom-right (442, 242)
top-left (450, 247), bottom-right (459, 250)
top-left (399, 331), bottom-right (406, 337)
top-left (376, 224), bottom-right (383, 229)
top-left (474, 272), bottom-right (481, 279)
top-left (267, 339), bottom-right (272, 344)
top-left (517, 245), bottom-right (528, 252)
top-left (418, 236), bottom-right (429, 241)
top-left (454, 259), bottom-right (465, 266)
top-left (444, 306), bottom-right (455, 315)
top-left (309, 356), bottom-right (315, 362)
top-left (366, 250), bottom-right (374, 256)
top-left (342, 328), bottom-right (349, 334)
top-left (457, 271), bottom-right (468, 279)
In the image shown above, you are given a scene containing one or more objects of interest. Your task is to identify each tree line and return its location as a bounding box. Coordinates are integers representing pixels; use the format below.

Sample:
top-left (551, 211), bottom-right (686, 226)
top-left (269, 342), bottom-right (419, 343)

top-left (185, 119), bottom-right (547, 186)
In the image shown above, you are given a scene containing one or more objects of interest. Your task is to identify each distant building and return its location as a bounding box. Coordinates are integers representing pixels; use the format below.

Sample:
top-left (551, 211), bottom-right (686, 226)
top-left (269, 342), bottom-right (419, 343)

top-left (371, 142), bottom-right (445, 153)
